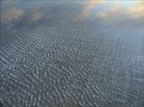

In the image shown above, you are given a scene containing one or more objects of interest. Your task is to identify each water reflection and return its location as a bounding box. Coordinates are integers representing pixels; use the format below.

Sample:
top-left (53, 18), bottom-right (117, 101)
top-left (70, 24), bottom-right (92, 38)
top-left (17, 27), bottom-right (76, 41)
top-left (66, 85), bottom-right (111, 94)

top-left (1, 0), bottom-right (144, 23)
top-left (1, 7), bottom-right (23, 23)
top-left (80, 0), bottom-right (144, 19)
top-left (29, 7), bottom-right (42, 21)
top-left (0, 1), bottom-right (144, 107)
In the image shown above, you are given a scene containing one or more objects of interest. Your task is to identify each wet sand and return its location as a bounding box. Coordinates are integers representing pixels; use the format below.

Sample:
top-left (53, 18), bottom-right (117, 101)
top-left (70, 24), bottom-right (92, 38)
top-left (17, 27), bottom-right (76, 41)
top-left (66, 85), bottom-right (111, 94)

top-left (0, 1), bottom-right (144, 107)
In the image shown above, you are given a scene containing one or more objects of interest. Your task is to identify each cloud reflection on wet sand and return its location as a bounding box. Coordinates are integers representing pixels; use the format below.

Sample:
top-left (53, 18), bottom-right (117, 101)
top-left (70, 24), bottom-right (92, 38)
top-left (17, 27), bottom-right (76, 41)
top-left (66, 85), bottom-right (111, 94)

top-left (71, 0), bottom-right (105, 20)
top-left (127, 1), bottom-right (144, 18)
top-left (29, 8), bottom-right (42, 21)
top-left (69, 0), bottom-right (143, 20)
top-left (1, 7), bottom-right (23, 23)
top-left (96, 1), bottom-right (144, 19)
top-left (1, 0), bottom-right (144, 29)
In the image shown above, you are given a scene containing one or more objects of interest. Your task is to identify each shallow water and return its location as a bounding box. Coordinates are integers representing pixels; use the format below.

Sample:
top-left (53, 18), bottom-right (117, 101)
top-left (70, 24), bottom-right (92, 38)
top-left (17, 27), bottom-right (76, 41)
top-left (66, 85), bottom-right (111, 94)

top-left (0, 1), bottom-right (144, 107)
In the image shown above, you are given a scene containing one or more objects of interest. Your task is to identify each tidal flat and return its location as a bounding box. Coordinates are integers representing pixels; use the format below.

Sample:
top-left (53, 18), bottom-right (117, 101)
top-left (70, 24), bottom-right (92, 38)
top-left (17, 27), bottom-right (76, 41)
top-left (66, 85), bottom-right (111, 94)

top-left (0, 0), bottom-right (144, 107)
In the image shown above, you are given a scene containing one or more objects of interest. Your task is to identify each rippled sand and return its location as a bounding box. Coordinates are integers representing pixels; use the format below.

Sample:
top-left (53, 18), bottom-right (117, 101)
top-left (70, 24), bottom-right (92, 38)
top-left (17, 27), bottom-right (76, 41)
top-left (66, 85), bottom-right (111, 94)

top-left (0, 1), bottom-right (144, 107)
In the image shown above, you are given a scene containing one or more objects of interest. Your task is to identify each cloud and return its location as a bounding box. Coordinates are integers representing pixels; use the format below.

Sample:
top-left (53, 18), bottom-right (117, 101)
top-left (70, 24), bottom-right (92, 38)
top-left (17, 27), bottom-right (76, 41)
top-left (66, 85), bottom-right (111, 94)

top-left (72, 0), bottom-right (105, 21)
top-left (97, 1), bottom-right (144, 19)
top-left (97, 12), bottom-right (107, 19)
top-left (29, 10), bottom-right (42, 21)
top-left (29, 8), bottom-right (42, 21)
top-left (1, 7), bottom-right (23, 23)
top-left (97, 5), bottom-right (124, 19)
top-left (96, 2), bottom-right (144, 30)
top-left (127, 1), bottom-right (144, 18)
top-left (110, 5), bottom-right (123, 13)
top-left (85, 0), bottom-right (105, 11)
